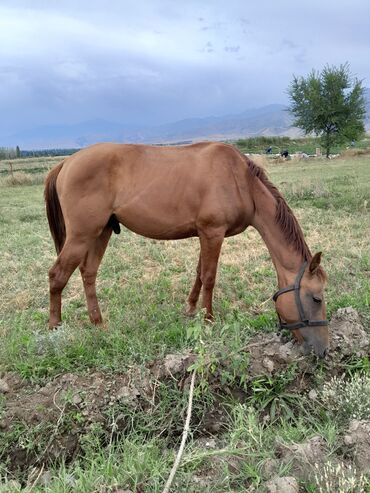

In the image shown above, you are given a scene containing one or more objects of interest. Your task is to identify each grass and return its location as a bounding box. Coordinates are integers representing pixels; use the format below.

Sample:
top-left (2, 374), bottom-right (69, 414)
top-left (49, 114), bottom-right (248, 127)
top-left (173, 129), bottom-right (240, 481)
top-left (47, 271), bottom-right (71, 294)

top-left (234, 133), bottom-right (370, 155)
top-left (0, 151), bottom-right (369, 491)
top-left (0, 156), bottom-right (61, 174)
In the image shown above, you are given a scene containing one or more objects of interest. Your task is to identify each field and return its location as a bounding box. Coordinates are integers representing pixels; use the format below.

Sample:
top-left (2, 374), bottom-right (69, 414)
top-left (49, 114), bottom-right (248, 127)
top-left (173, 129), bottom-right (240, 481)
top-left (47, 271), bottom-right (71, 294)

top-left (0, 151), bottom-right (369, 492)
top-left (234, 134), bottom-right (370, 155)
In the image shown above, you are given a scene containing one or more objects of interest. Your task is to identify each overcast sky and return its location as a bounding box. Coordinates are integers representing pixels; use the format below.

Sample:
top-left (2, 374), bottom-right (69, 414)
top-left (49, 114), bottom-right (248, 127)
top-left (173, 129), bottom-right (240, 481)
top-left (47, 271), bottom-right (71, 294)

top-left (1, 0), bottom-right (369, 136)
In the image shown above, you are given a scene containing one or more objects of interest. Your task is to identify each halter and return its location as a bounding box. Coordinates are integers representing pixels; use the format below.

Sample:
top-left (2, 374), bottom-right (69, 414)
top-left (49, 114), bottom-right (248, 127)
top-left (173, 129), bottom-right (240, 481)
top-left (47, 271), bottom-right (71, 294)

top-left (272, 261), bottom-right (328, 331)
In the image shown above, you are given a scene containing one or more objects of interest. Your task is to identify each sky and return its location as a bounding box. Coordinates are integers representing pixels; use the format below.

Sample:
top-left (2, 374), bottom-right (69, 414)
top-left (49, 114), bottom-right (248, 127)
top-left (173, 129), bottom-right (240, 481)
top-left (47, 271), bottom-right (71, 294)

top-left (0, 0), bottom-right (369, 137)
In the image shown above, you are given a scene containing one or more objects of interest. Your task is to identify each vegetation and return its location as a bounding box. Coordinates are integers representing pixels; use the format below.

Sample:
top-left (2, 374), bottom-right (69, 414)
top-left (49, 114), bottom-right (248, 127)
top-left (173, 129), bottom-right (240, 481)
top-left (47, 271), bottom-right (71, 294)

top-left (19, 148), bottom-right (80, 158)
top-left (319, 373), bottom-right (370, 423)
top-left (0, 147), bottom-right (19, 160)
top-left (0, 152), bottom-right (369, 491)
top-left (287, 63), bottom-right (366, 157)
top-left (0, 148), bottom-right (81, 161)
top-left (234, 134), bottom-right (370, 156)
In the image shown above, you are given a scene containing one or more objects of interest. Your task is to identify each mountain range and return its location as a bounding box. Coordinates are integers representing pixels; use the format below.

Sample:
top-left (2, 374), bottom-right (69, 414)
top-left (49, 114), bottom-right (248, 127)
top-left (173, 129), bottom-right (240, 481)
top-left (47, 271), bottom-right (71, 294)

top-left (4, 89), bottom-right (370, 149)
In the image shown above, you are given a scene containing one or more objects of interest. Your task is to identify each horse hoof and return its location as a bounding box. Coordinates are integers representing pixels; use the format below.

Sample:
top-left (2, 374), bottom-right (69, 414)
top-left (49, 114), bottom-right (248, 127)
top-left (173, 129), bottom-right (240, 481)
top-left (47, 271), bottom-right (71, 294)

top-left (48, 323), bottom-right (62, 330)
top-left (185, 306), bottom-right (197, 317)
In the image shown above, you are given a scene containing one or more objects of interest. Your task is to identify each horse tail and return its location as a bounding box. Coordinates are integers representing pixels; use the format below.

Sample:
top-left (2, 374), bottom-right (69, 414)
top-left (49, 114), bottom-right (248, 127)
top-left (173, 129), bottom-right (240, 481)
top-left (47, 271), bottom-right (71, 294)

top-left (44, 161), bottom-right (66, 254)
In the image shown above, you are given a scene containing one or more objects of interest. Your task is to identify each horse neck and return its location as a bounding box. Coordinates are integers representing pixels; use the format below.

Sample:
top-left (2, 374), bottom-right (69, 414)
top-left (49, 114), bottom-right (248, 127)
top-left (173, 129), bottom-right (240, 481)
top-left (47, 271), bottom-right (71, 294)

top-left (251, 180), bottom-right (305, 288)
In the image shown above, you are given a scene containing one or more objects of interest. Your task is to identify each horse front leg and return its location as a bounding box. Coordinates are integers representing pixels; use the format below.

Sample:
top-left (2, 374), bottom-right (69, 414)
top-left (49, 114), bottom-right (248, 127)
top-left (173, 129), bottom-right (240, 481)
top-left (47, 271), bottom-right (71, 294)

top-left (186, 255), bottom-right (202, 316)
top-left (79, 226), bottom-right (112, 326)
top-left (198, 229), bottom-right (225, 320)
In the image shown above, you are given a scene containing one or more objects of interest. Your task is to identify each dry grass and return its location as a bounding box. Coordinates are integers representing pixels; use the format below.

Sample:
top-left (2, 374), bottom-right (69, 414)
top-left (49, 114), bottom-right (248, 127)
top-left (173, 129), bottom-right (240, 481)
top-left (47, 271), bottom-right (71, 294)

top-left (2, 171), bottom-right (33, 186)
top-left (339, 148), bottom-right (370, 159)
top-left (313, 461), bottom-right (367, 493)
top-left (284, 179), bottom-right (331, 199)
top-left (248, 153), bottom-right (268, 168)
top-left (0, 171), bottom-right (46, 187)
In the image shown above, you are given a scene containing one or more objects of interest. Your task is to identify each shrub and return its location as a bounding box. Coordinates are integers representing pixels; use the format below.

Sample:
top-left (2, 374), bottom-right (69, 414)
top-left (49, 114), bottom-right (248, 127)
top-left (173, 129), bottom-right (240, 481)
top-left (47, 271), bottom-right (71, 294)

top-left (319, 373), bottom-right (370, 423)
top-left (313, 461), bottom-right (367, 493)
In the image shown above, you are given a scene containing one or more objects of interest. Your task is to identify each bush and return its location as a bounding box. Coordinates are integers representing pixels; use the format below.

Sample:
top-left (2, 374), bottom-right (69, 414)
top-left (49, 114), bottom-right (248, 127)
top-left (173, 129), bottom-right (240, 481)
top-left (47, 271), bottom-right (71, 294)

top-left (313, 461), bottom-right (367, 493)
top-left (319, 373), bottom-right (370, 423)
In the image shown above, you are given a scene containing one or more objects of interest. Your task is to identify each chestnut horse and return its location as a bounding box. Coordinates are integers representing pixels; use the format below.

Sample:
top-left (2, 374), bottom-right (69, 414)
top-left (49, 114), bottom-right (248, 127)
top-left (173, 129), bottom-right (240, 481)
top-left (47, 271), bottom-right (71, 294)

top-left (45, 142), bottom-right (329, 357)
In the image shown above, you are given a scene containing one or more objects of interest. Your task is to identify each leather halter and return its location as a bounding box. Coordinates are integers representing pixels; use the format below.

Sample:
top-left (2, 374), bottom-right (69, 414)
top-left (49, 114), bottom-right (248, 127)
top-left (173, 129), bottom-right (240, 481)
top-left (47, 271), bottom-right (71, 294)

top-left (272, 261), bottom-right (328, 331)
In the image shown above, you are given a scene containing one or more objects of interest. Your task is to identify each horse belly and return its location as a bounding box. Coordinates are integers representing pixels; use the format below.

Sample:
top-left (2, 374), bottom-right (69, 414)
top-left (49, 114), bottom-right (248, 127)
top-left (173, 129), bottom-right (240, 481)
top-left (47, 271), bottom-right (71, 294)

top-left (114, 200), bottom-right (198, 240)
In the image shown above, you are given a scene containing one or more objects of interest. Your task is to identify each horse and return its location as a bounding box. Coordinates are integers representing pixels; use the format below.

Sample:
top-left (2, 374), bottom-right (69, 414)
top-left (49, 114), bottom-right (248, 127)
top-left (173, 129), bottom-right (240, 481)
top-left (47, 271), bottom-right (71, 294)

top-left (44, 142), bottom-right (329, 358)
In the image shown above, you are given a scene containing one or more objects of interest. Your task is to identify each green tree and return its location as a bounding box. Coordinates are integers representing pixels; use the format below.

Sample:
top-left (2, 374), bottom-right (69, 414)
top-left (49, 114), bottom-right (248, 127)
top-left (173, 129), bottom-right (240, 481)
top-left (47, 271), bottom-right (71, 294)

top-left (16, 145), bottom-right (20, 158)
top-left (288, 63), bottom-right (366, 157)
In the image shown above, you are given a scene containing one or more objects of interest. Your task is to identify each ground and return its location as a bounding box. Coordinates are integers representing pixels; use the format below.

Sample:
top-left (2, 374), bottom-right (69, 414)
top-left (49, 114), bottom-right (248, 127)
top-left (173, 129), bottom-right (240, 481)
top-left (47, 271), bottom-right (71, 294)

top-left (0, 150), bottom-right (369, 492)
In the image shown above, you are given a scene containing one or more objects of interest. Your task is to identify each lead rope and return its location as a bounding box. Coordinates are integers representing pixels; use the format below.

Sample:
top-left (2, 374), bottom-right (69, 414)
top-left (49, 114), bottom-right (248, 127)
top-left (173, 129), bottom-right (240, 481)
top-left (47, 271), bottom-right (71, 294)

top-left (162, 370), bottom-right (196, 493)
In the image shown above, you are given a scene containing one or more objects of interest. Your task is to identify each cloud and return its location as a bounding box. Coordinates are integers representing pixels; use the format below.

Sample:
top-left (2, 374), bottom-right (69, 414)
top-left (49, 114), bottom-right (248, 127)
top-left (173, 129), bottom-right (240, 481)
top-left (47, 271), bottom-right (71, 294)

top-left (0, 0), bottom-right (369, 137)
top-left (224, 46), bottom-right (240, 53)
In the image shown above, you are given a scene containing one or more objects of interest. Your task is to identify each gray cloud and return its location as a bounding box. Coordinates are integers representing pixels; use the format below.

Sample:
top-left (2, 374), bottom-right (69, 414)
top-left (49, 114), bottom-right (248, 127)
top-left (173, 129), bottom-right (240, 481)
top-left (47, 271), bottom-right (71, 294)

top-left (0, 0), bottom-right (369, 139)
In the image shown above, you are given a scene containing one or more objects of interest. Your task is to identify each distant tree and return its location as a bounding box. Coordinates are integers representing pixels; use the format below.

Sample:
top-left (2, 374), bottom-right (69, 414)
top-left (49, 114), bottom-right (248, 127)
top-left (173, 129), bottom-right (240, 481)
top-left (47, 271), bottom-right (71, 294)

top-left (0, 146), bottom-right (17, 160)
top-left (16, 145), bottom-right (20, 158)
top-left (287, 63), bottom-right (366, 157)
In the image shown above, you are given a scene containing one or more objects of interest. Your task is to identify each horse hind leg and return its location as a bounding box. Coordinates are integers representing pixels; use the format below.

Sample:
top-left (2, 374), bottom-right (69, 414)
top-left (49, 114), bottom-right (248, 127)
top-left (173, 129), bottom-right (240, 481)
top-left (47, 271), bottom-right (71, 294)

top-left (48, 238), bottom-right (90, 329)
top-left (79, 226), bottom-right (112, 325)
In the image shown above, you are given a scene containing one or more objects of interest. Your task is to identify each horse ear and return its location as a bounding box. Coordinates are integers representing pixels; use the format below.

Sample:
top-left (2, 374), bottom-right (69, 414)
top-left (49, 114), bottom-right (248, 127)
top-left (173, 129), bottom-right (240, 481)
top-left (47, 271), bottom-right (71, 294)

top-left (309, 252), bottom-right (322, 274)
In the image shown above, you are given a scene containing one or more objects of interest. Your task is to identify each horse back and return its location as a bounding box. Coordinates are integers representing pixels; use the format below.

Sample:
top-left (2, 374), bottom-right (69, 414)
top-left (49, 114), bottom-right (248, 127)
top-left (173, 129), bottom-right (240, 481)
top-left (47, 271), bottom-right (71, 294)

top-left (56, 142), bottom-right (254, 239)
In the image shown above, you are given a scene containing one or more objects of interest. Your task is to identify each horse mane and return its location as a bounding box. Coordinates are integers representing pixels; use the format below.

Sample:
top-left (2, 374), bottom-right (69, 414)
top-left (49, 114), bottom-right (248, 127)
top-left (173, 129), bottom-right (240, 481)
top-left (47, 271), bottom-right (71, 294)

top-left (245, 156), bottom-right (313, 262)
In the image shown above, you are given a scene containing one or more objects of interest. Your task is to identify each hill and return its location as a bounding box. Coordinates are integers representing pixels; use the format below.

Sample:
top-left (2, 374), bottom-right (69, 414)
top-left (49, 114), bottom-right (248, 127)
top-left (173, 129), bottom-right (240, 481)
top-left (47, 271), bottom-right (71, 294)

top-left (3, 89), bottom-right (370, 149)
top-left (3, 104), bottom-right (296, 149)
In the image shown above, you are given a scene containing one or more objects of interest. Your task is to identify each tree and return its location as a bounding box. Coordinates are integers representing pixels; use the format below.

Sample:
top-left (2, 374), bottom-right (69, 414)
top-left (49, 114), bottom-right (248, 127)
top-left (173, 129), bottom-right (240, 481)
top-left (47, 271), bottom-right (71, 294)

top-left (287, 64), bottom-right (366, 157)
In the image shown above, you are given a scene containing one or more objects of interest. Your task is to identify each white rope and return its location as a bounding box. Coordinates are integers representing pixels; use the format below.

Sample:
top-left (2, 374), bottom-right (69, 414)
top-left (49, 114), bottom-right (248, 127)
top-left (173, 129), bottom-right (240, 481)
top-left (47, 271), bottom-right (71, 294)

top-left (162, 370), bottom-right (196, 493)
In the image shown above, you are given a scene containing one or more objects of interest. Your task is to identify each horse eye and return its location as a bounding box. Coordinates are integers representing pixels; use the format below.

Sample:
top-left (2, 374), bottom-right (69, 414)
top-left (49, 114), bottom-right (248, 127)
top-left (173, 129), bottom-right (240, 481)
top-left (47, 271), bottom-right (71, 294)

top-left (313, 295), bottom-right (322, 304)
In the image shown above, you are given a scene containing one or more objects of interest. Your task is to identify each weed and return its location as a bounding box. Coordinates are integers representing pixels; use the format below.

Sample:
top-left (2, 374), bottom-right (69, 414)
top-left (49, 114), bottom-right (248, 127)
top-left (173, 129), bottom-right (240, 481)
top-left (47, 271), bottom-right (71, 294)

top-left (319, 373), bottom-right (370, 423)
top-left (247, 365), bottom-right (301, 422)
top-left (312, 461), bottom-right (368, 493)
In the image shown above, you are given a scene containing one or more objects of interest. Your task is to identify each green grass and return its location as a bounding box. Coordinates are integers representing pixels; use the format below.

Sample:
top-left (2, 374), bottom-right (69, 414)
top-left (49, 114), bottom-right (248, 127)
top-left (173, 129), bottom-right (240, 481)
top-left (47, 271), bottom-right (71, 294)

top-left (233, 133), bottom-right (370, 155)
top-left (0, 152), bottom-right (369, 491)
top-left (0, 156), bottom-right (60, 175)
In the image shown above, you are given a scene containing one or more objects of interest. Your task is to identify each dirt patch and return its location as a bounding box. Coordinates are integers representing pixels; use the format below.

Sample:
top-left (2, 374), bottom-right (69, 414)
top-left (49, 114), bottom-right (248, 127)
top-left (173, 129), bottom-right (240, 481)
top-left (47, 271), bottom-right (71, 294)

top-left (0, 307), bottom-right (368, 474)
top-left (276, 435), bottom-right (327, 480)
top-left (265, 476), bottom-right (299, 493)
top-left (344, 420), bottom-right (370, 475)
top-left (245, 335), bottom-right (304, 377)
top-left (149, 352), bottom-right (196, 380)
top-left (329, 307), bottom-right (369, 358)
